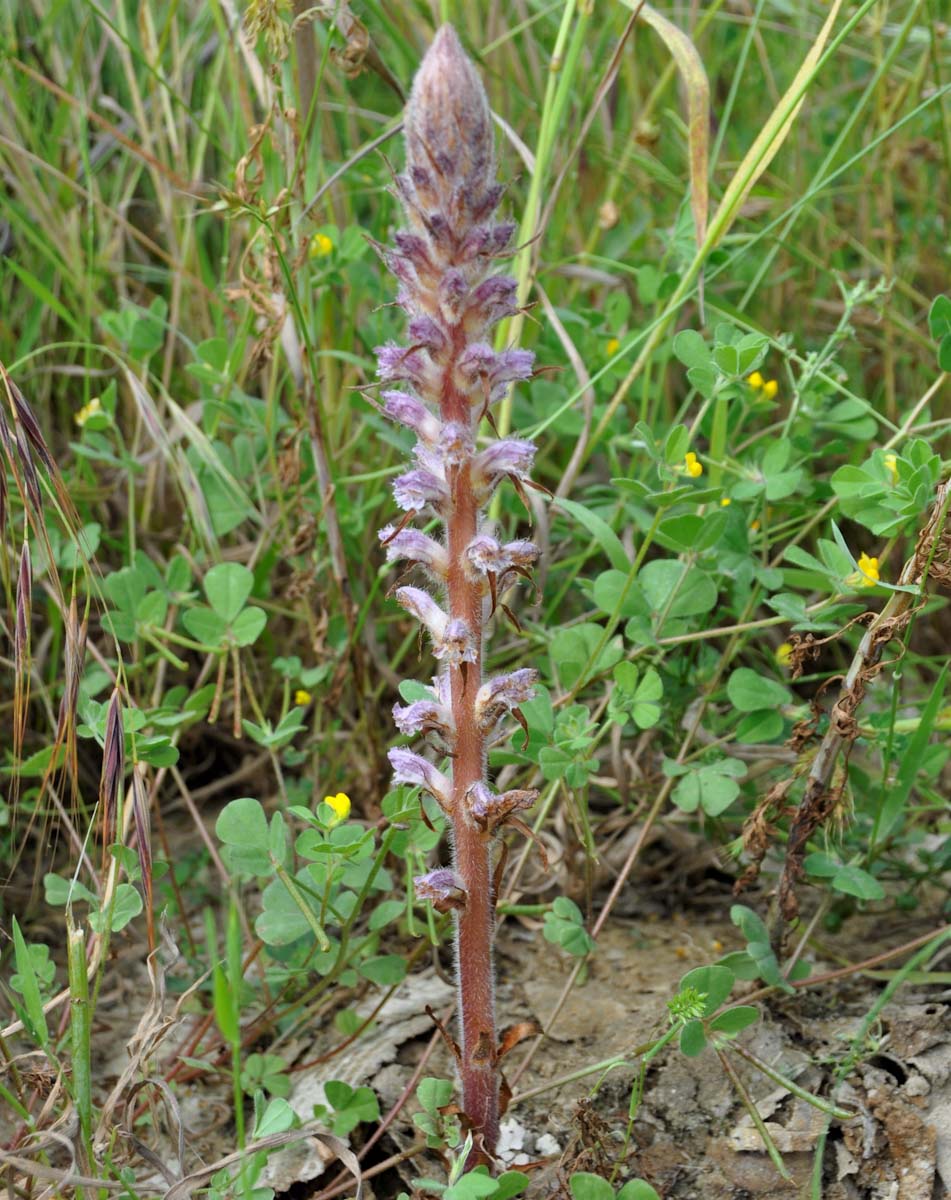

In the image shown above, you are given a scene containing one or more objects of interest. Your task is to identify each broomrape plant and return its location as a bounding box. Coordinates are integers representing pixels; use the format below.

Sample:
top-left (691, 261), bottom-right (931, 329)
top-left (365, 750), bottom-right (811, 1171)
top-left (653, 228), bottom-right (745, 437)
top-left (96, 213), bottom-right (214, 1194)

top-left (376, 26), bottom-right (541, 1160)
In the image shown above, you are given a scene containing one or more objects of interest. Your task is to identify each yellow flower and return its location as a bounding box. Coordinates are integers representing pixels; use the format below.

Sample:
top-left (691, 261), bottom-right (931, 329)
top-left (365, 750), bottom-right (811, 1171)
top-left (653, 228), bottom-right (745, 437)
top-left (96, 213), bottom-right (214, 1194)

top-left (309, 232), bottom-right (334, 259)
top-left (684, 451), bottom-right (703, 478)
top-left (294, 689), bottom-right (312, 706)
top-left (775, 642), bottom-right (793, 668)
top-left (750, 518), bottom-right (761, 532)
top-left (323, 792), bottom-right (351, 824)
top-left (747, 371), bottom-right (765, 389)
top-left (606, 337), bottom-right (621, 357)
top-left (762, 379), bottom-right (779, 400)
top-left (75, 396), bottom-right (102, 427)
top-left (720, 496), bottom-right (731, 507)
top-left (884, 453), bottom-right (898, 482)
top-left (848, 552), bottom-right (880, 589)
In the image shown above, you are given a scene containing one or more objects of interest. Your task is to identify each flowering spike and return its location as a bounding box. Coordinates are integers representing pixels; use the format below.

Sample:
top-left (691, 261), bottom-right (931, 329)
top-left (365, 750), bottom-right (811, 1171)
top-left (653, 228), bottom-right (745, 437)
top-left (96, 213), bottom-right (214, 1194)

top-left (374, 26), bottom-right (542, 1161)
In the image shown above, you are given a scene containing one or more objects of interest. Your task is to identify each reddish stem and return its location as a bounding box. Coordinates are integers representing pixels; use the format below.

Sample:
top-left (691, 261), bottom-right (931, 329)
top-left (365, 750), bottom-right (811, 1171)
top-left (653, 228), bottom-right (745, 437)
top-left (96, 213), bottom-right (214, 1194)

top-left (444, 350), bottom-right (498, 1160)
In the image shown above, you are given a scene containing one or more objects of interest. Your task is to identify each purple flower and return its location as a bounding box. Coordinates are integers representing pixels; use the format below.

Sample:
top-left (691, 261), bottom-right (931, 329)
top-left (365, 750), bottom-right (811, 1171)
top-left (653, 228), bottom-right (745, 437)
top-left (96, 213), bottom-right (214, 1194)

top-left (475, 668), bottom-right (537, 733)
top-left (436, 617), bottom-right (478, 664)
top-left (396, 586), bottom-right (448, 640)
top-left (472, 438), bottom-right (536, 500)
top-left (388, 747), bottom-right (451, 809)
top-left (392, 697), bottom-right (453, 739)
top-left (465, 275), bottom-right (519, 332)
top-left (382, 391), bottom-right (441, 443)
top-left (438, 269), bottom-right (470, 324)
top-left (505, 540), bottom-right (540, 567)
top-left (408, 315), bottom-right (448, 357)
top-left (456, 343), bottom-right (535, 399)
top-left (414, 867), bottom-right (467, 913)
top-left (465, 533), bottom-right (509, 575)
top-left (392, 468), bottom-right (449, 514)
top-left (376, 342), bottom-right (431, 388)
top-left (466, 782), bottom-right (537, 831)
top-left (465, 534), bottom-right (539, 578)
top-left (461, 221), bottom-right (516, 260)
top-left (379, 528), bottom-right (448, 578)
top-left (438, 421), bottom-right (474, 466)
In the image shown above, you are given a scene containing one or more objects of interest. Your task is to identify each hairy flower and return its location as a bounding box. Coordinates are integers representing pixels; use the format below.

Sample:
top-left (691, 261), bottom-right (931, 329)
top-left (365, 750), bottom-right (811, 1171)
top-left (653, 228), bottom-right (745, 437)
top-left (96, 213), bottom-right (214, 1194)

top-left (388, 747), bottom-right (450, 810)
top-left (414, 867), bottom-right (467, 912)
top-left (474, 668), bottom-right (537, 734)
top-left (466, 781), bottom-right (537, 831)
top-left (382, 391), bottom-right (442, 443)
top-left (380, 528), bottom-right (448, 579)
top-left (396, 587), bottom-right (477, 663)
top-left (472, 438), bottom-right (536, 500)
top-left (391, 468), bottom-right (449, 514)
top-left (392, 697), bottom-right (453, 739)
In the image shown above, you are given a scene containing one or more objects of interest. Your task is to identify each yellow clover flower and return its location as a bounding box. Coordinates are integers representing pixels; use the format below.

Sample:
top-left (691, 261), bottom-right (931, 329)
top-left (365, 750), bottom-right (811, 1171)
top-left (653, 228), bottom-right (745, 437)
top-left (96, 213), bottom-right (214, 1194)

top-left (309, 232), bottom-right (334, 259)
top-left (684, 451), bottom-right (703, 478)
top-left (75, 396), bottom-right (102, 427)
top-left (775, 642), bottom-right (793, 668)
top-left (884, 453), bottom-right (898, 482)
top-left (323, 792), bottom-right (351, 825)
top-left (606, 337), bottom-right (621, 357)
top-left (747, 371), bottom-right (778, 399)
top-left (294, 689), bottom-right (312, 706)
top-left (848, 552), bottom-right (880, 589)
top-left (720, 496), bottom-right (731, 507)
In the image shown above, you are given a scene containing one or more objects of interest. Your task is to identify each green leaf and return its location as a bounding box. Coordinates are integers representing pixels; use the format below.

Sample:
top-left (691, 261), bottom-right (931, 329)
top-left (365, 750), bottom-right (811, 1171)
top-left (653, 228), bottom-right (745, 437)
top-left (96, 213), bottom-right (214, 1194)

top-left (593, 569), bottom-right (645, 619)
top-left (182, 607), bottom-right (228, 647)
top-left (679, 1019), bottom-right (707, 1057)
top-left (368, 899), bottom-right (405, 932)
top-left (708, 1005), bottom-right (759, 1036)
top-left (569, 1173), bottom-right (615, 1200)
top-left (735, 709), bottom-right (784, 744)
top-left (11, 918), bottom-right (49, 1048)
top-left (89, 883), bottom-right (142, 933)
top-left (492, 1173), bottom-right (530, 1200)
top-left (417, 1077), bottom-right (454, 1115)
top-left (616, 1183), bottom-right (661, 1200)
top-left (640, 560), bottom-right (717, 620)
top-left (43, 872), bottom-right (96, 908)
top-left (551, 623), bottom-right (622, 689)
top-left (928, 293), bottom-right (951, 341)
top-left (727, 668), bottom-right (792, 713)
top-left (831, 865), bottom-right (885, 901)
top-left (878, 665), bottom-right (948, 842)
top-left (679, 964), bottom-right (735, 1014)
top-left (663, 423), bottom-right (691, 464)
top-left (204, 562), bottom-right (254, 622)
top-left (253, 1097), bottom-right (297, 1138)
top-left (672, 329), bottom-right (710, 370)
top-left (359, 955), bottom-right (407, 986)
top-left (672, 759), bottom-right (744, 816)
top-left (324, 1081), bottom-right (380, 1135)
top-left (216, 797), bottom-right (272, 876)
top-left (231, 606), bottom-right (267, 646)
top-left (445, 1169), bottom-right (500, 1200)
top-left (553, 498), bottom-right (630, 573)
